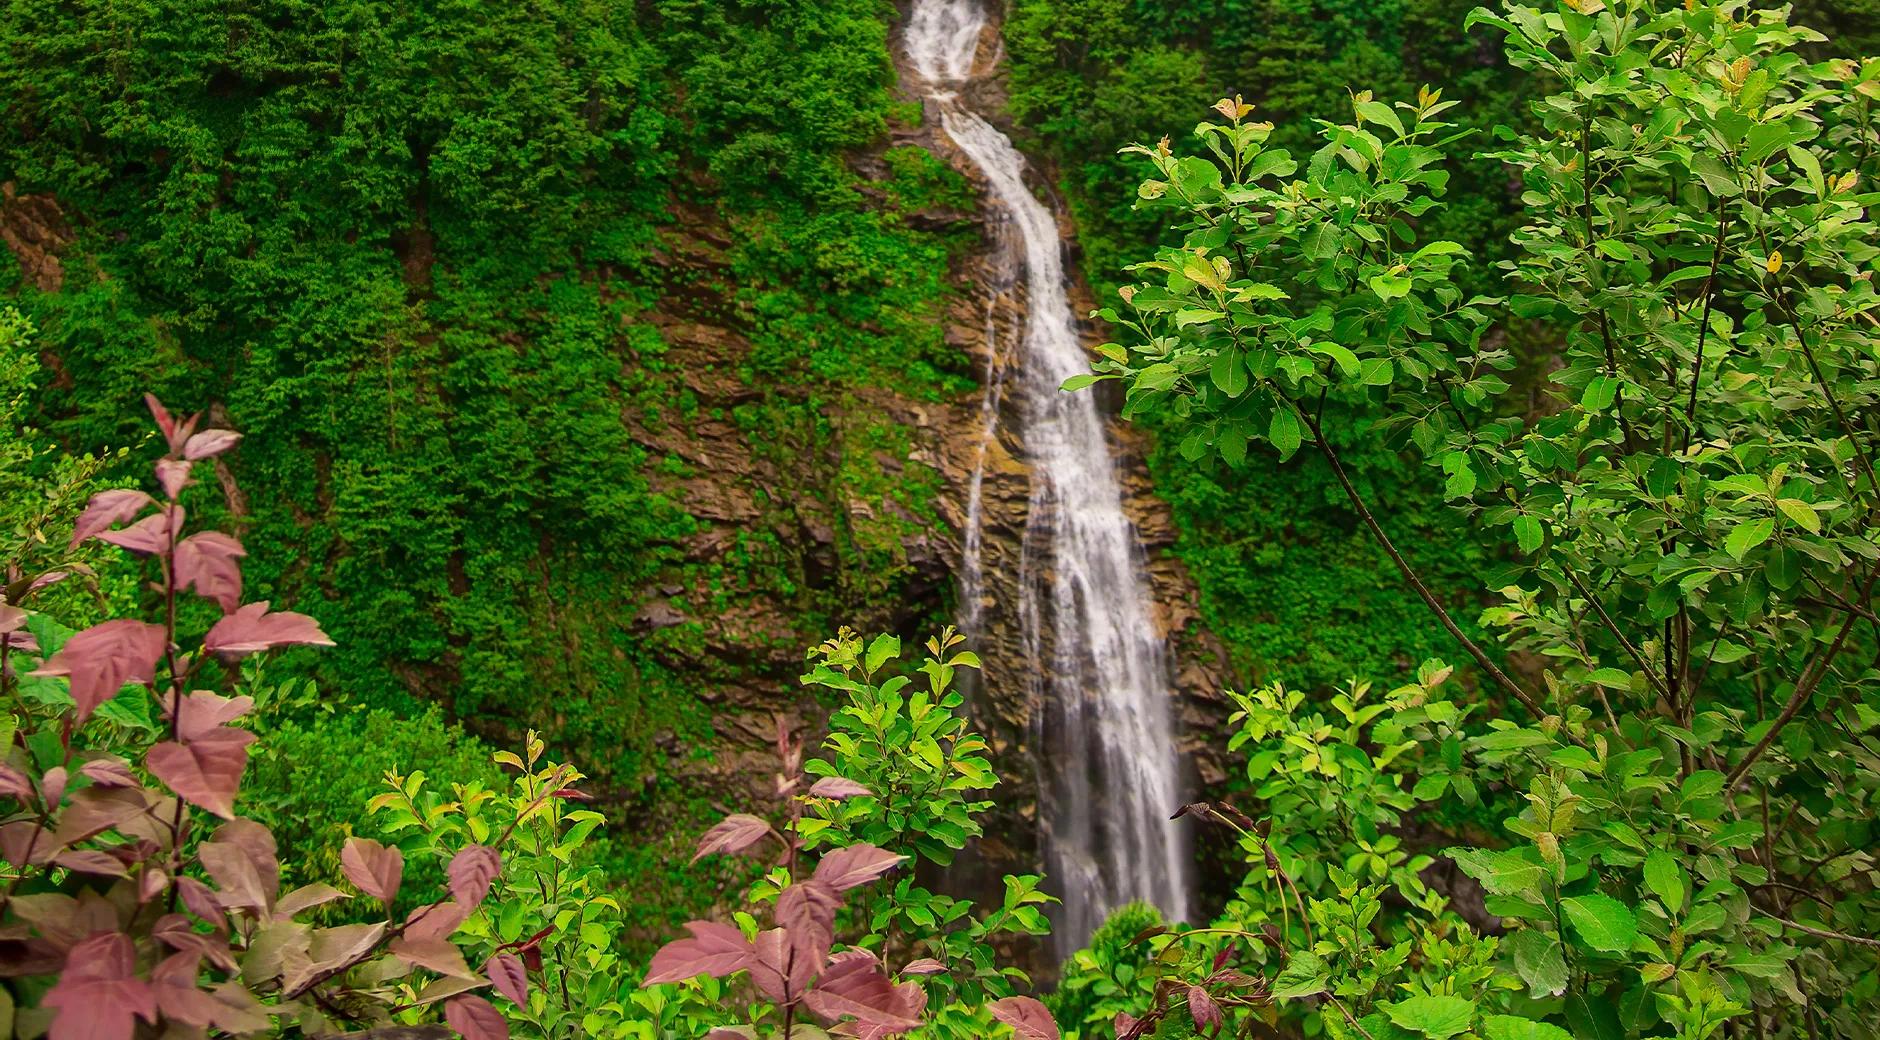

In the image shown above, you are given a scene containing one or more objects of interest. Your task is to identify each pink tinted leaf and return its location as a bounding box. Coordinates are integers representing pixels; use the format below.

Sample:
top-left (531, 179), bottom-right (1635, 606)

top-left (0, 762), bottom-right (34, 801)
top-left (990, 996), bottom-right (1061, 1040)
top-left (52, 849), bottom-right (129, 878)
top-left (486, 952), bottom-right (528, 1007)
top-left (811, 843), bottom-right (907, 891)
top-left (97, 507), bottom-right (181, 555)
top-left (43, 932), bottom-right (157, 1040)
top-left (275, 882), bottom-right (348, 918)
top-left (203, 601), bottom-right (335, 657)
top-left (146, 727), bottom-right (257, 819)
top-left (183, 429), bottom-right (242, 461)
top-left (641, 921), bottom-right (753, 985)
top-left (901, 958), bottom-right (946, 976)
top-left (174, 691), bottom-right (255, 742)
top-left (340, 837), bottom-right (404, 904)
top-left (197, 841), bottom-right (271, 913)
top-left (173, 532), bottom-right (245, 613)
top-left (803, 952), bottom-right (922, 1032)
top-left (776, 880), bottom-right (840, 966)
top-left (176, 877), bottom-right (228, 932)
top-left (70, 489), bottom-right (153, 549)
top-left (155, 459), bottom-right (193, 500)
top-left (30, 619), bottom-right (168, 723)
top-left (808, 776), bottom-right (875, 799)
top-left (151, 951), bottom-right (222, 1027)
top-left (391, 935), bottom-right (474, 978)
top-left (445, 994), bottom-right (510, 1040)
top-left (1187, 986), bottom-right (1223, 1031)
top-left (139, 866), bottom-right (170, 904)
top-left (154, 914), bottom-right (238, 971)
top-left (145, 394), bottom-right (177, 446)
top-left (691, 813), bottom-right (771, 863)
top-left (1114, 1011), bottom-right (1144, 1040)
top-left (78, 756), bottom-right (138, 788)
top-left (404, 899), bottom-right (469, 942)
top-left (448, 845), bottom-right (502, 909)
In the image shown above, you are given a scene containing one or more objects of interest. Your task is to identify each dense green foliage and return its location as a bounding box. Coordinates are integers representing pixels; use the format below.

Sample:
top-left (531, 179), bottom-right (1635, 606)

top-left (1086, 1), bottom-right (1880, 1036)
top-left (0, 0), bottom-right (972, 833)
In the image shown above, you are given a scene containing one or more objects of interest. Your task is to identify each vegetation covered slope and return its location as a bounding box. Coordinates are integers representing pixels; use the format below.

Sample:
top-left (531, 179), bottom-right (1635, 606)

top-left (0, 0), bottom-right (974, 822)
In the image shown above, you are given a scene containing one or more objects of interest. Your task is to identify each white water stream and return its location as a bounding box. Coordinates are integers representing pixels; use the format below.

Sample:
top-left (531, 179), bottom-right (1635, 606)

top-left (903, 0), bottom-right (1193, 951)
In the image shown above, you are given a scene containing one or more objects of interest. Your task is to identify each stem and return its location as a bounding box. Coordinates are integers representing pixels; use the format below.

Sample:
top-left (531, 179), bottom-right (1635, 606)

top-left (1560, 561), bottom-right (1677, 708)
top-left (1723, 569), bottom-right (1876, 795)
top-left (1292, 402), bottom-right (1551, 723)
top-left (1682, 199), bottom-right (1732, 450)
top-left (1759, 912), bottom-right (1880, 949)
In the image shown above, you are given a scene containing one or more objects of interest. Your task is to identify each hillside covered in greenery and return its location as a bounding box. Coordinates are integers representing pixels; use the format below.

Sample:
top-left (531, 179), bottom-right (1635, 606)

top-left (3, 1), bottom-right (1879, 1039)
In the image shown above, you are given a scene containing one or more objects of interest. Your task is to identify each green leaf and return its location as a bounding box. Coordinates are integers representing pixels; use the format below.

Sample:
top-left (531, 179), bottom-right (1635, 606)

top-left (1359, 358), bottom-right (1394, 386)
top-left (1561, 893), bottom-right (1638, 953)
top-left (1059, 373), bottom-right (1105, 393)
top-left (1449, 848), bottom-right (1543, 896)
top-left (1643, 850), bottom-right (1685, 914)
top-left (864, 634), bottom-right (900, 675)
top-left (1270, 407), bottom-right (1302, 461)
top-left (1211, 347), bottom-right (1249, 398)
top-left (1775, 498), bottom-right (1820, 533)
top-left (1307, 342), bottom-right (1362, 378)
top-left (1691, 153), bottom-right (1741, 197)
top-left (1271, 950), bottom-right (1328, 999)
top-left (1563, 991), bottom-right (1625, 1040)
top-left (1483, 1016), bottom-right (1573, 1040)
top-left (1514, 516), bottom-right (1544, 554)
top-left (1413, 241), bottom-right (1466, 260)
top-left (1725, 517), bottom-right (1775, 560)
top-left (1507, 929), bottom-right (1568, 998)
top-left (1354, 100), bottom-right (1406, 137)
top-left (1382, 995), bottom-right (1476, 1038)
top-left (1581, 375), bottom-right (1619, 412)
top-left (1303, 223), bottom-right (1341, 260)
top-left (1585, 668), bottom-right (1632, 690)
top-left (1370, 273), bottom-right (1414, 301)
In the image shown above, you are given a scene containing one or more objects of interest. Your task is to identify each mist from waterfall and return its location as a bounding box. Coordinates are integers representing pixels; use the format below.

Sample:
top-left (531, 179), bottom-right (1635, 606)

top-left (903, 0), bottom-right (1193, 953)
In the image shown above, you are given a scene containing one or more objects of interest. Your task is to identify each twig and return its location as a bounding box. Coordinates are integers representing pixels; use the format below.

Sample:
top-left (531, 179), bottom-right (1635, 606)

top-left (1759, 912), bottom-right (1880, 949)
top-left (1560, 561), bottom-right (1678, 708)
top-left (1292, 402), bottom-right (1552, 723)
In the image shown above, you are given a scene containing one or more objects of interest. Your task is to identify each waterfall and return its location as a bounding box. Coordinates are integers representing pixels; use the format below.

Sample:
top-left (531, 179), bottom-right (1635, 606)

top-left (903, 0), bottom-right (1193, 953)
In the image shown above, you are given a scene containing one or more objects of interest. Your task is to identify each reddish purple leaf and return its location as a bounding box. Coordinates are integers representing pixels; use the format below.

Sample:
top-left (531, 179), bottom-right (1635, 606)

top-left (183, 429), bottom-right (242, 461)
top-left (43, 932), bottom-right (157, 1040)
top-left (145, 394), bottom-right (180, 449)
top-left (197, 841), bottom-right (272, 913)
top-left (155, 458), bottom-right (193, 500)
top-left (404, 899), bottom-right (469, 942)
top-left (776, 880), bottom-right (841, 966)
top-left (39, 765), bottom-right (67, 804)
top-left (1187, 986), bottom-right (1223, 1032)
top-left (391, 935), bottom-right (474, 977)
top-left (174, 691), bottom-right (254, 742)
top-left (146, 727), bottom-right (257, 819)
top-left (901, 958), bottom-right (946, 976)
top-left (154, 914), bottom-right (238, 972)
top-left (486, 952), bottom-right (528, 1007)
top-left (174, 532), bottom-right (245, 613)
top-left (275, 882), bottom-right (348, 918)
top-left (745, 927), bottom-right (814, 1005)
top-left (691, 813), bottom-right (771, 863)
top-left (203, 601), bottom-right (335, 657)
top-left (175, 877), bottom-right (228, 933)
top-left (1113, 1012), bottom-right (1145, 1040)
top-left (98, 507), bottom-right (182, 555)
top-left (151, 951), bottom-right (222, 1027)
top-left (990, 996), bottom-right (1061, 1040)
top-left (804, 950), bottom-right (922, 1033)
top-left (49, 784), bottom-right (147, 847)
top-left (812, 843), bottom-right (906, 891)
top-left (70, 489), bottom-right (153, 549)
top-left (445, 994), bottom-right (510, 1040)
top-left (642, 921), bottom-right (753, 985)
top-left (808, 776), bottom-right (875, 799)
top-left (52, 849), bottom-right (129, 877)
top-left (341, 837), bottom-right (404, 904)
top-left (30, 619), bottom-right (168, 723)
top-left (139, 865), bottom-right (170, 904)
top-left (449, 845), bottom-right (502, 909)
top-left (78, 756), bottom-right (138, 789)
top-left (0, 762), bottom-right (33, 801)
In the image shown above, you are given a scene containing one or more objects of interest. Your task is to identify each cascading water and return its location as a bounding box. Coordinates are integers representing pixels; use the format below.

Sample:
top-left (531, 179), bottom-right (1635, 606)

top-left (903, 0), bottom-right (1193, 952)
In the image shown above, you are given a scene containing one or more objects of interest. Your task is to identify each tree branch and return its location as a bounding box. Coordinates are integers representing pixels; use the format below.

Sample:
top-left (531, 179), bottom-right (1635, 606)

top-left (1292, 401), bottom-right (1551, 723)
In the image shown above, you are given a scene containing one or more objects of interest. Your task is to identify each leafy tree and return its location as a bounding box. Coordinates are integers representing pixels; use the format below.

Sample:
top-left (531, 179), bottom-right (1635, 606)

top-left (1078, 1), bottom-right (1880, 1035)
